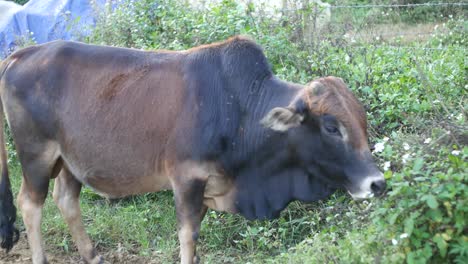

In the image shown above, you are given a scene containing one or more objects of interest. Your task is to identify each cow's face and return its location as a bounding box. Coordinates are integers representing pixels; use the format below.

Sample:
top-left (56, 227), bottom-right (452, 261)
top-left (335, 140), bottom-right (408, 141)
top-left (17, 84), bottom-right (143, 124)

top-left (261, 77), bottom-right (385, 199)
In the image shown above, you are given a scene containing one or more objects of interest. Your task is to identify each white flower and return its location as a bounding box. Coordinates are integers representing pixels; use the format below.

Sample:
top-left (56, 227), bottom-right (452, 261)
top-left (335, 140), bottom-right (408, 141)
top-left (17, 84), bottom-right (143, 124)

top-left (403, 143), bottom-right (410, 151)
top-left (392, 239), bottom-right (398, 245)
top-left (424, 138), bottom-right (432, 144)
top-left (383, 161), bottom-right (391, 171)
top-left (374, 142), bottom-right (385, 153)
top-left (402, 153), bottom-right (410, 164)
top-left (451, 150), bottom-right (460, 156)
top-left (383, 137), bottom-right (389, 142)
top-left (400, 233), bottom-right (409, 239)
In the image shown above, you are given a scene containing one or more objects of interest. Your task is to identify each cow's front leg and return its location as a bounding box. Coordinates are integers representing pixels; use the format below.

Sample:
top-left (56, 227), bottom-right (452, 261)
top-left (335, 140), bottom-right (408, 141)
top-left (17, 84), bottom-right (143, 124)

top-left (173, 178), bottom-right (208, 264)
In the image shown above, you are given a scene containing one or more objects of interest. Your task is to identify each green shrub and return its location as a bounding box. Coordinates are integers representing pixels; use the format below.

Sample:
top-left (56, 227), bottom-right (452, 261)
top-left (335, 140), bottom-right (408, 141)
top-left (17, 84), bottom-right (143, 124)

top-left (8, 0), bottom-right (28, 5)
top-left (372, 131), bottom-right (467, 263)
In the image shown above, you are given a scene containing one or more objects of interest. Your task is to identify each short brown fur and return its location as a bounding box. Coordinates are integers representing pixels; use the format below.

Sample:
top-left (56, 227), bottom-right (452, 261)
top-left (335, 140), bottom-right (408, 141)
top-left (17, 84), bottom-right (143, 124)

top-left (304, 77), bottom-right (369, 150)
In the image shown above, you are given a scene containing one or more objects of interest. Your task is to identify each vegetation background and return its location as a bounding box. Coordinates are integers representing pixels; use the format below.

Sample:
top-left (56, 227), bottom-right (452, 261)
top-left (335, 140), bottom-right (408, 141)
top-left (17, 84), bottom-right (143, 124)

top-left (8, 0), bottom-right (28, 5)
top-left (2, 0), bottom-right (467, 263)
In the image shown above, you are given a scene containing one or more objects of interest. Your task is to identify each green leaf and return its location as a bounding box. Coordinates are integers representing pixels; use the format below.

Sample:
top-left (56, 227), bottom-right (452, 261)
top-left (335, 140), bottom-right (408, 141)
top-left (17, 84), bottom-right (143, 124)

top-left (412, 158), bottom-right (424, 173)
top-left (407, 252), bottom-right (416, 264)
top-left (448, 155), bottom-right (462, 168)
top-left (426, 209), bottom-right (443, 222)
top-left (433, 234), bottom-right (448, 257)
top-left (384, 170), bottom-right (393, 180)
top-left (404, 217), bottom-right (414, 235)
top-left (389, 213), bottom-right (399, 225)
top-left (424, 195), bottom-right (439, 209)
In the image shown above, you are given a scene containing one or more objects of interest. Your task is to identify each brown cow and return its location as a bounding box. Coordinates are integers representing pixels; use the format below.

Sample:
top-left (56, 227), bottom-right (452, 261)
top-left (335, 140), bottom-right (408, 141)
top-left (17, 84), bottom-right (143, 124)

top-left (0, 36), bottom-right (385, 264)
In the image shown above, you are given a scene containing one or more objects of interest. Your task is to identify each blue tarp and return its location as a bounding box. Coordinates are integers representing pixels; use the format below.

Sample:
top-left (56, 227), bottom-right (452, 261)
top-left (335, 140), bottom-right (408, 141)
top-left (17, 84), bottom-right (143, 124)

top-left (0, 0), bottom-right (104, 58)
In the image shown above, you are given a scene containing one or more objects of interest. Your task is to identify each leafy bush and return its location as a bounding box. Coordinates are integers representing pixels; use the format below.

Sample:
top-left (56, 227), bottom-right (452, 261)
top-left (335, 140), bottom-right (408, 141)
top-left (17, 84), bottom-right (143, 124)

top-left (8, 0), bottom-right (28, 5)
top-left (372, 130), bottom-right (467, 263)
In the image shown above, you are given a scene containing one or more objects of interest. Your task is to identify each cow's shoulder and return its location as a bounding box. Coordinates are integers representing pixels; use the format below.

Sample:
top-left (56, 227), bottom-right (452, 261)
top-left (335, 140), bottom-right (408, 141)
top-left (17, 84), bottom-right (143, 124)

top-left (184, 36), bottom-right (272, 92)
top-left (219, 36), bottom-right (271, 75)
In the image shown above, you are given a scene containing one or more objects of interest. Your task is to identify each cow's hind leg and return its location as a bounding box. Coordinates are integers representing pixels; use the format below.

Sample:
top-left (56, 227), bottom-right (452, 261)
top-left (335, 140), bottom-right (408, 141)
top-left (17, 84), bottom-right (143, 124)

top-left (173, 178), bottom-right (208, 264)
top-left (52, 168), bottom-right (102, 264)
top-left (17, 156), bottom-right (59, 264)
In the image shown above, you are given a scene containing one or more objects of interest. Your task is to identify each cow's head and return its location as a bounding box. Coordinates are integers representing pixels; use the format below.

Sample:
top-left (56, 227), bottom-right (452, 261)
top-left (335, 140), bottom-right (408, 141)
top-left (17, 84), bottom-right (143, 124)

top-left (261, 76), bottom-right (385, 199)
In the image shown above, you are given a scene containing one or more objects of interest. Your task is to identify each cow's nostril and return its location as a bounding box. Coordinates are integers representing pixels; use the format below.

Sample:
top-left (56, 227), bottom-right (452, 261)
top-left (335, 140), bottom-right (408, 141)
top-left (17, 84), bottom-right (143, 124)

top-left (370, 180), bottom-right (386, 196)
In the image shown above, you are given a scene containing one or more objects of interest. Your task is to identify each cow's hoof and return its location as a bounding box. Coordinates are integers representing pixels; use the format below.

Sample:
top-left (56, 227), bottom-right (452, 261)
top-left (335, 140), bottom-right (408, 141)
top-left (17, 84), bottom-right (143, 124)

top-left (193, 255), bottom-right (200, 264)
top-left (88, 255), bottom-right (104, 264)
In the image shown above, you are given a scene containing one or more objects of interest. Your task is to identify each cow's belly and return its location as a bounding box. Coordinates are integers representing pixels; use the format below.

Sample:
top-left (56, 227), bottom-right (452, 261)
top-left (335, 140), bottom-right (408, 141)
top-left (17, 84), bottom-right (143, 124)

top-left (59, 138), bottom-right (172, 198)
top-left (64, 156), bottom-right (172, 198)
top-left (83, 170), bottom-right (171, 199)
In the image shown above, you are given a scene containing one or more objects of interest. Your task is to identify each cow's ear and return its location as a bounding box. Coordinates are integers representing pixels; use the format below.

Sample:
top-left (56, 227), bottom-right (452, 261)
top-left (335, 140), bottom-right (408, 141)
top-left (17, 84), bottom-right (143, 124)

top-left (260, 107), bottom-right (304, 132)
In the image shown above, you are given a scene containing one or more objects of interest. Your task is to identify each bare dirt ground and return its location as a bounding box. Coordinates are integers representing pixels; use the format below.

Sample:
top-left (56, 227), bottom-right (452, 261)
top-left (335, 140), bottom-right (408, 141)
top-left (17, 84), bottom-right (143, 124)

top-left (0, 233), bottom-right (161, 264)
top-left (345, 22), bottom-right (443, 43)
top-left (0, 235), bottom-right (75, 264)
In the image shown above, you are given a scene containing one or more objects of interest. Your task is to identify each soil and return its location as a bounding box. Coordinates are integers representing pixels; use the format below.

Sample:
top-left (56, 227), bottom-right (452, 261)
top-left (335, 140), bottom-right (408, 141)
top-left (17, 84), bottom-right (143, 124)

top-left (344, 22), bottom-right (443, 43)
top-left (0, 232), bottom-right (162, 264)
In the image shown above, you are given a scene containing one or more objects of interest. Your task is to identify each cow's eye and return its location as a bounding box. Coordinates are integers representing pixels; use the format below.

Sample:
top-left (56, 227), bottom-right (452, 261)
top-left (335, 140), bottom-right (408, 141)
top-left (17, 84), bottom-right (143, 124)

top-left (325, 125), bottom-right (340, 135)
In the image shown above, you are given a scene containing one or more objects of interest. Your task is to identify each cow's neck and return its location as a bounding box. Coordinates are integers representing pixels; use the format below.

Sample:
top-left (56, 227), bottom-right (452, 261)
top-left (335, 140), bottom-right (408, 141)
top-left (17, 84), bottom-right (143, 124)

top-left (220, 76), bottom-right (300, 169)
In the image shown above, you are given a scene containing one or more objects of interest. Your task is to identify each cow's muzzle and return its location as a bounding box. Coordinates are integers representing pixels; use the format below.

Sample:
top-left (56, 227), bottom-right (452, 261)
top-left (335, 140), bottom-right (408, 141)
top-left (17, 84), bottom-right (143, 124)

top-left (348, 172), bottom-right (386, 199)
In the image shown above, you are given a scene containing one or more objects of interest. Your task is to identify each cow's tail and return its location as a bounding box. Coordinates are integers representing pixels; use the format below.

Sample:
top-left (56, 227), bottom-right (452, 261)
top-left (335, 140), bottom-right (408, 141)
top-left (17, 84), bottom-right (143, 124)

top-left (0, 59), bottom-right (19, 252)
